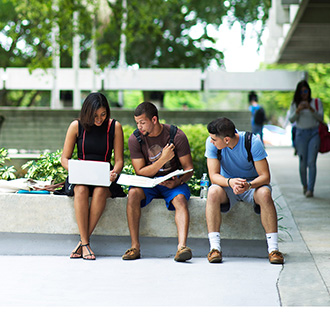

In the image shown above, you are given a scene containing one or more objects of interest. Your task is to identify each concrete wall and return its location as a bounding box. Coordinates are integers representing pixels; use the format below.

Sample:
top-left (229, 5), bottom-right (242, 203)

top-left (0, 108), bottom-right (251, 152)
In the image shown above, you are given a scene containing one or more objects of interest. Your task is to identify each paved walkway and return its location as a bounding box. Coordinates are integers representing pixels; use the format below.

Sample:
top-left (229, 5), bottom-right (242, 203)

top-left (267, 147), bottom-right (330, 306)
top-left (0, 147), bottom-right (329, 327)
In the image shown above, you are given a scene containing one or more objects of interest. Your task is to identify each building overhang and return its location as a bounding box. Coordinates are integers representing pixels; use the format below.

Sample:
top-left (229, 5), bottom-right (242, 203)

top-left (265, 0), bottom-right (330, 64)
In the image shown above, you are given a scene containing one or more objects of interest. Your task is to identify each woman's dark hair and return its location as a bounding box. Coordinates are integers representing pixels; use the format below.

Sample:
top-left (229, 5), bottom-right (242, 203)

top-left (248, 91), bottom-right (258, 103)
top-left (207, 117), bottom-right (236, 138)
top-left (293, 80), bottom-right (312, 106)
top-left (80, 92), bottom-right (110, 130)
top-left (134, 101), bottom-right (159, 120)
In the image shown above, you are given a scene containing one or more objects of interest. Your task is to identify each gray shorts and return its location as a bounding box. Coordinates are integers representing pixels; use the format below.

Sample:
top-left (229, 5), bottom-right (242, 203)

top-left (211, 183), bottom-right (272, 215)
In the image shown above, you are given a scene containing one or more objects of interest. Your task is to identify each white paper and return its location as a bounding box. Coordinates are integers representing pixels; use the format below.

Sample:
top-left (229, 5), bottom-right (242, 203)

top-left (117, 169), bottom-right (193, 188)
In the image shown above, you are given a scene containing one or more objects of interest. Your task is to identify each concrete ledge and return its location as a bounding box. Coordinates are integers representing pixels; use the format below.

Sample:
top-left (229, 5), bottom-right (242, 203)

top-left (0, 194), bottom-right (267, 257)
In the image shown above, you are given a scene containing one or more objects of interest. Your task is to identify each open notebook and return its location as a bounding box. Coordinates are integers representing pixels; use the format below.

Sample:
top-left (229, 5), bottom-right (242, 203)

top-left (68, 159), bottom-right (111, 187)
top-left (117, 169), bottom-right (193, 188)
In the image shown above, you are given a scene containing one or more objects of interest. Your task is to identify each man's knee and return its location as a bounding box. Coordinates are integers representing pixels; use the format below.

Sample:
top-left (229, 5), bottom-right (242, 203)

top-left (207, 185), bottom-right (226, 203)
top-left (172, 194), bottom-right (188, 210)
top-left (255, 186), bottom-right (273, 204)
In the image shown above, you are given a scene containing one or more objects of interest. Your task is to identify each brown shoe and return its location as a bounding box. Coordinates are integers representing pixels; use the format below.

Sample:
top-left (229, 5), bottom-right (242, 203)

top-left (269, 250), bottom-right (284, 264)
top-left (174, 246), bottom-right (192, 262)
top-left (122, 248), bottom-right (141, 260)
top-left (207, 249), bottom-right (222, 263)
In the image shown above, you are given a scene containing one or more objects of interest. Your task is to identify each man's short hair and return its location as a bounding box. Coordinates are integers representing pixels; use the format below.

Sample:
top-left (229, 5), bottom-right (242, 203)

top-left (134, 102), bottom-right (159, 120)
top-left (207, 117), bottom-right (236, 138)
top-left (248, 91), bottom-right (258, 103)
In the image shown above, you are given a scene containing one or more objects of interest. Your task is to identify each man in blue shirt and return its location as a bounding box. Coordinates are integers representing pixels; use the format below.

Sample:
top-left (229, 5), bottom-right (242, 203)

top-left (248, 91), bottom-right (265, 143)
top-left (204, 117), bottom-right (284, 264)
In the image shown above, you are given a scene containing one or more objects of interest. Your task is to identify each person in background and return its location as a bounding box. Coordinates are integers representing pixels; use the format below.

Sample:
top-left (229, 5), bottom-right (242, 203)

top-left (289, 80), bottom-right (323, 198)
top-left (61, 92), bottom-right (125, 260)
top-left (204, 117), bottom-right (284, 264)
top-left (248, 91), bottom-right (266, 143)
top-left (122, 101), bottom-right (194, 262)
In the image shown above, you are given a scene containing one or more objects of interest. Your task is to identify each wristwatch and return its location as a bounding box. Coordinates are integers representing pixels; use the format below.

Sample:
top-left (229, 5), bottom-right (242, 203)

top-left (248, 182), bottom-right (252, 190)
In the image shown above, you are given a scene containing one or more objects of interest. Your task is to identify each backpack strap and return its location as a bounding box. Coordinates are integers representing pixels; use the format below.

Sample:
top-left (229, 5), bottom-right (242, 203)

top-left (169, 125), bottom-right (177, 144)
top-left (244, 131), bottom-right (253, 164)
top-left (315, 98), bottom-right (319, 111)
top-left (217, 148), bottom-right (222, 161)
top-left (133, 128), bottom-right (143, 152)
top-left (133, 128), bottom-right (142, 144)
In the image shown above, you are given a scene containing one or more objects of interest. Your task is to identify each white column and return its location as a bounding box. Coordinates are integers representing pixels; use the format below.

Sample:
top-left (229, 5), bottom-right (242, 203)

top-left (51, 0), bottom-right (60, 109)
top-left (73, 10), bottom-right (81, 109)
top-left (118, 0), bottom-right (127, 107)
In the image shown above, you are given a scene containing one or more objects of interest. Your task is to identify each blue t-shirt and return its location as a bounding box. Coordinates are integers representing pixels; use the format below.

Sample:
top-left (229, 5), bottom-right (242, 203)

top-left (204, 132), bottom-right (267, 180)
top-left (249, 104), bottom-right (261, 126)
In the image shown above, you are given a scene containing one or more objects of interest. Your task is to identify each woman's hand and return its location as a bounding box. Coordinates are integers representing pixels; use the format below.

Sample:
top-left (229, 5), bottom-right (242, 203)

top-left (110, 170), bottom-right (118, 182)
top-left (296, 101), bottom-right (309, 113)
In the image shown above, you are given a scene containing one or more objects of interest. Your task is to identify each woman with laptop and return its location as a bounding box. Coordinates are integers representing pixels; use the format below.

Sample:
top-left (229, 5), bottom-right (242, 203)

top-left (61, 92), bottom-right (125, 260)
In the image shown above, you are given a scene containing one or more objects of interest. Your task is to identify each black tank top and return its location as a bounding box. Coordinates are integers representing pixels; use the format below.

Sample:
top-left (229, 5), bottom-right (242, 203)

top-left (77, 119), bottom-right (116, 168)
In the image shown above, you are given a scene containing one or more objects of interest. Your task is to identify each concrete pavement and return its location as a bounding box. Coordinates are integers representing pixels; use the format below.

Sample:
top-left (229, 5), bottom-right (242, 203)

top-left (267, 147), bottom-right (330, 306)
top-left (0, 256), bottom-right (281, 307)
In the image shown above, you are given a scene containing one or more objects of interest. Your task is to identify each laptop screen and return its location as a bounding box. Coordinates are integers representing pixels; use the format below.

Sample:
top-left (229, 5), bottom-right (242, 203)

top-left (68, 159), bottom-right (111, 187)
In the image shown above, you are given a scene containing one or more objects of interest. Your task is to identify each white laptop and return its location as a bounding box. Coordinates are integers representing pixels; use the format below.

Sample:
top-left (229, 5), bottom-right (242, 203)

top-left (68, 159), bottom-right (111, 187)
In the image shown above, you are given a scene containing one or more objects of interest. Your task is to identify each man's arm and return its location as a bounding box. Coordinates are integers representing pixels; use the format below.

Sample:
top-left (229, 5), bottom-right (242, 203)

top-left (248, 158), bottom-right (271, 187)
top-left (207, 158), bottom-right (229, 187)
top-left (131, 143), bottom-right (176, 177)
top-left (233, 158), bottom-right (271, 195)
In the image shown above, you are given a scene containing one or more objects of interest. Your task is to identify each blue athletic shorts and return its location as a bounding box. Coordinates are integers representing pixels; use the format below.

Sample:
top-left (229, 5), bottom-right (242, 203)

top-left (140, 183), bottom-right (191, 211)
top-left (211, 183), bottom-right (272, 215)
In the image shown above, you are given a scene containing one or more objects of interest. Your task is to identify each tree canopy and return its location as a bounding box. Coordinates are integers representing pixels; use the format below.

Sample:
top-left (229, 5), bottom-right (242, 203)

top-left (0, 0), bottom-right (271, 70)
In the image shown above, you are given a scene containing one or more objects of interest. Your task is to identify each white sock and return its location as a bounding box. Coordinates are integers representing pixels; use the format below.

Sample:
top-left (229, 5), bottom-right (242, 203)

top-left (266, 232), bottom-right (278, 253)
top-left (208, 232), bottom-right (221, 252)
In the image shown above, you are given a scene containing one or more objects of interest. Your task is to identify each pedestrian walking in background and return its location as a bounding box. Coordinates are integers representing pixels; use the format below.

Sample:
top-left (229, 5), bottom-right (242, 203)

top-left (248, 91), bottom-right (267, 144)
top-left (289, 80), bottom-right (324, 198)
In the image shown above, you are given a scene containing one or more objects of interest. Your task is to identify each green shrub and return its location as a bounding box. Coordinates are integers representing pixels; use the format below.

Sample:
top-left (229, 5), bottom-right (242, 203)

top-left (122, 124), bottom-right (135, 165)
top-left (22, 150), bottom-right (71, 184)
top-left (0, 148), bottom-right (17, 180)
top-left (179, 123), bottom-right (209, 179)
